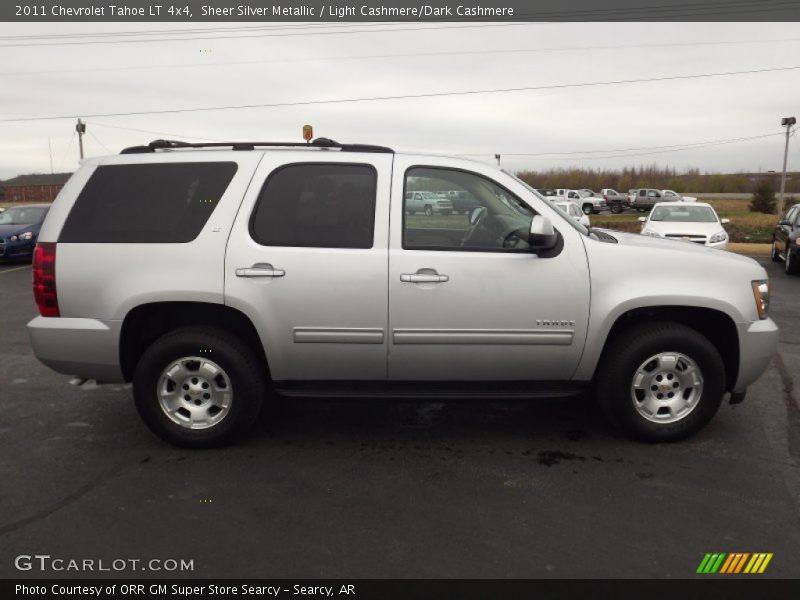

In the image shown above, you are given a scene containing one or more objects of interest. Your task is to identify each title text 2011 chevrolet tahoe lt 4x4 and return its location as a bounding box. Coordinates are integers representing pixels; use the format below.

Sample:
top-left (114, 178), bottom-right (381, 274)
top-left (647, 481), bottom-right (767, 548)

top-left (28, 138), bottom-right (778, 447)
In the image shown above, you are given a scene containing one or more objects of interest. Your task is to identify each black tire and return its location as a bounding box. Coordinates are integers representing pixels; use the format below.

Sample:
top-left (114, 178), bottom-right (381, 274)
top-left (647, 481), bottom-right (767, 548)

top-left (133, 326), bottom-right (266, 448)
top-left (771, 237), bottom-right (782, 262)
top-left (582, 204), bottom-right (594, 215)
top-left (610, 204), bottom-right (623, 214)
top-left (424, 205), bottom-right (433, 216)
top-left (786, 245), bottom-right (800, 275)
top-left (596, 322), bottom-right (725, 442)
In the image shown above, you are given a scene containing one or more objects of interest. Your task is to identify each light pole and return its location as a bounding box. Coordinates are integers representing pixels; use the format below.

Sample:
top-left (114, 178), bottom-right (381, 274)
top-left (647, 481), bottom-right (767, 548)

top-left (778, 116), bottom-right (796, 216)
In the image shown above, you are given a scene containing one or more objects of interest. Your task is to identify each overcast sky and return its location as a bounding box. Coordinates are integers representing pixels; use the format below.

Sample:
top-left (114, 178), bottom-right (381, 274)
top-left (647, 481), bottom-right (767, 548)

top-left (1, 21), bottom-right (799, 179)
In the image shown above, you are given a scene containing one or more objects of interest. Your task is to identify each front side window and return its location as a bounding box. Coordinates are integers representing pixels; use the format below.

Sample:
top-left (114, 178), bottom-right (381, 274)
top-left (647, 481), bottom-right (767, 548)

top-left (250, 163), bottom-right (377, 249)
top-left (403, 167), bottom-right (535, 252)
top-left (59, 162), bottom-right (237, 243)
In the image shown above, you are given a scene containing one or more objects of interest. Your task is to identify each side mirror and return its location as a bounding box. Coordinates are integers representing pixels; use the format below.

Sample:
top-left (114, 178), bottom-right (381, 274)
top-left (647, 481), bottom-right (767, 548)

top-left (469, 206), bottom-right (487, 226)
top-left (779, 219), bottom-right (791, 226)
top-left (638, 216), bottom-right (647, 223)
top-left (720, 218), bottom-right (730, 225)
top-left (529, 215), bottom-right (558, 251)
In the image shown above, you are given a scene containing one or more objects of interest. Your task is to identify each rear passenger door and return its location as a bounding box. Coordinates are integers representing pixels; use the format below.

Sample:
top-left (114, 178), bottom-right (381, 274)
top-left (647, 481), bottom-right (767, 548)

top-left (225, 153), bottom-right (393, 381)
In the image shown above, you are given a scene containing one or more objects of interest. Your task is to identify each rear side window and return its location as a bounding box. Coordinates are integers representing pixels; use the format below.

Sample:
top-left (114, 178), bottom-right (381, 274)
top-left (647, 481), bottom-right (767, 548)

top-left (59, 162), bottom-right (238, 243)
top-left (250, 163), bottom-right (377, 249)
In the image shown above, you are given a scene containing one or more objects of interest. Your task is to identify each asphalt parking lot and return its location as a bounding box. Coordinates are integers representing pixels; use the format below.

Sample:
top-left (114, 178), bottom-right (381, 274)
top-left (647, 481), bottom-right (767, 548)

top-left (1, 256), bottom-right (799, 579)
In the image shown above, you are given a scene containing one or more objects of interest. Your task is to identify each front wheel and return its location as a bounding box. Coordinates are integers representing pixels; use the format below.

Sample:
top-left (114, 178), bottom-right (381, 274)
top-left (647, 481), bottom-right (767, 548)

top-left (786, 245), bottom-right (800, 274)
top-left (424, 205), bottom-right (433, 216)
top-left (771, 238), bottom-right (782, 262)
top-left (133, 326), bottom-right (266, 448)
top-left (582, 204), bottom-right (594, 215)
top-left (596, 322), bottom-right (725, 442)
top-left (610, 204), bottom-right (623, 214)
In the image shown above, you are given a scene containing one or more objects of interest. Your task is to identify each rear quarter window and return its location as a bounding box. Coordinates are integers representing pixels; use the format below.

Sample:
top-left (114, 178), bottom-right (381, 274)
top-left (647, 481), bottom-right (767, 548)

top-left (59, 162), bottom-right (238, 243)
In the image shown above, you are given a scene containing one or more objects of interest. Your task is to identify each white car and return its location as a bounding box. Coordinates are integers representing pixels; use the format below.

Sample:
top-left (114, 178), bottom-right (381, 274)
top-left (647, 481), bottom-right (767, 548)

top-left (662, 190), bottom-right (697, 203)
top-left (554, 201), bottom-right (591, 227)
top-left (639, 202), bottom-right (730, 250)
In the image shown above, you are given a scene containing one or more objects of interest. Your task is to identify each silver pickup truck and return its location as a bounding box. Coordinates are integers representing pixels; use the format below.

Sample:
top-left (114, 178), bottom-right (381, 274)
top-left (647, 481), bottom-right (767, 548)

top-left (28, 138), bottom-right (778, 447)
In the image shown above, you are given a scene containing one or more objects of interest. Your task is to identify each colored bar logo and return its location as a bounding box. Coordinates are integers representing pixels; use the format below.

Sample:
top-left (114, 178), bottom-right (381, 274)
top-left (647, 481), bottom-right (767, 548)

top-left (696, 553), bottom-right (773, 574)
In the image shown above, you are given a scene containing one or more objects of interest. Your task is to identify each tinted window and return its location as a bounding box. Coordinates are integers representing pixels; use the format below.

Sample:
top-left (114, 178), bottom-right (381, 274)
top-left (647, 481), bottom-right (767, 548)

top-left (250, 163), bottom-right (376, 249)
top-left (59, 162), bottom-right (237, 243)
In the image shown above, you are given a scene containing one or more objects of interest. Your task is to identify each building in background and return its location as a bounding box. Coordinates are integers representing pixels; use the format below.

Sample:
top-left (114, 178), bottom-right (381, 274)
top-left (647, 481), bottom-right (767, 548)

top-left (0, 173), bottom-right (72, 203)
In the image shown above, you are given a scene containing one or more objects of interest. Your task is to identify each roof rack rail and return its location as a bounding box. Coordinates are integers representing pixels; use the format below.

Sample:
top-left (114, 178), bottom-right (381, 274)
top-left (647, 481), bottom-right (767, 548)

top-left (120, 137), bottom-right (393, 154)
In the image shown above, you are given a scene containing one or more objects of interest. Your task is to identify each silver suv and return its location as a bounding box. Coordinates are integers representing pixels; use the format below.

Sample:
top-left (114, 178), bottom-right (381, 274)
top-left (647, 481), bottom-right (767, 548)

top-left (28, 138), bottom-right (778, 447)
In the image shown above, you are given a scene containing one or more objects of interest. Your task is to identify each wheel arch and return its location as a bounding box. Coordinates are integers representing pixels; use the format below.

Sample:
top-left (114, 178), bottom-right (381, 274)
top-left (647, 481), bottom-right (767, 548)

top-left (589, 306), bottom-right (740, 392)
top-left (120, 301), bottom-right (269, 382)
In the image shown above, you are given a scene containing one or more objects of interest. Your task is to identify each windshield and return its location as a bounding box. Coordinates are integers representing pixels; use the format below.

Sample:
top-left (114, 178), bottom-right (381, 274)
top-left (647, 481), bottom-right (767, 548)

top-left (507, 173), bottom-right (589, 236)
top-left (650, 205), bottom-right (717, 223)
top-left (0, 206), bottom-right (48, 225)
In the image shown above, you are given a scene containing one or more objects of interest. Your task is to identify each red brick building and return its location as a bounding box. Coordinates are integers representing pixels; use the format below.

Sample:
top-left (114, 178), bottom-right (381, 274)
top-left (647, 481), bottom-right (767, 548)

top-left (0, 173), bottom-right (73, 203)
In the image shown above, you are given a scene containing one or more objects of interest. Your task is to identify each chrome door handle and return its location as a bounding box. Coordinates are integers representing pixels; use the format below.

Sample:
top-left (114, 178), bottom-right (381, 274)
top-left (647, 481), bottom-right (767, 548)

top-left (235, 263), bottom-right (285, 278)
top-left (400, 272), bottom-right (449, 283)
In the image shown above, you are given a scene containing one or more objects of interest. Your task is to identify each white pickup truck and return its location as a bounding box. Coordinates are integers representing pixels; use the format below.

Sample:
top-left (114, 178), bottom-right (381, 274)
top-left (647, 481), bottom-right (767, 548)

top-left (555, 189), bottom-right (607, 215)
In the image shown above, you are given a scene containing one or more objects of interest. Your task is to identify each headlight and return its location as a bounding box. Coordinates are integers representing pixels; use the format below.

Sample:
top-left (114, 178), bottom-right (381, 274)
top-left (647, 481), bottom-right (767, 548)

top-left (751, 280), bottom-right (770, 320)
top-left (9, 235), bottom-right (17, 241)
top-left (642, 229), bottom-right (663, 238)
top-left (10, 231), bottom-right (33, 242)
top-left (709, 231), bottom-right (728, 243)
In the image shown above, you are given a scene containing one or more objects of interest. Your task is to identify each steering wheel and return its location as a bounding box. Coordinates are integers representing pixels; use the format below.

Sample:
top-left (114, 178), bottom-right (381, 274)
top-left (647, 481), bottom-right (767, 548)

top-left (460, 207), bottom-right (488, 247)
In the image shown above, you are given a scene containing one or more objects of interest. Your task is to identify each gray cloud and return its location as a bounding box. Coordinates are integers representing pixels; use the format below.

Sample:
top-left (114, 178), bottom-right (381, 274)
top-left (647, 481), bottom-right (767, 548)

top-left (0, 21), bottom-right (798, 178)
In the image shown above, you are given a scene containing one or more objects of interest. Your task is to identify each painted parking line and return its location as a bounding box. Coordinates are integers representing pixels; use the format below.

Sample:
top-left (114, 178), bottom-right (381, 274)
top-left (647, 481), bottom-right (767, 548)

top-left (0, 265), bottom-right (31, 275)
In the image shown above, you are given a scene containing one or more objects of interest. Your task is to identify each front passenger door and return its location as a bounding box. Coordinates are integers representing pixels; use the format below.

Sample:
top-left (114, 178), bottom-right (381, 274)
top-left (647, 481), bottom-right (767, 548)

top-left (388, 159), bottom-right (591, 381)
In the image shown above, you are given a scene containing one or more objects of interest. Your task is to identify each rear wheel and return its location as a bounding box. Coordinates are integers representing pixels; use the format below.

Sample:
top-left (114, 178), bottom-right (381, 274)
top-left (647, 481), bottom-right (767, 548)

top-left (596, 322), bottom-right (725, 442)
top-left (424, 205), bottom-right (433, 216)
top-left (610, 204), bottom-right (623, 214)
top-left (133, 326), bottom-right (266, 447)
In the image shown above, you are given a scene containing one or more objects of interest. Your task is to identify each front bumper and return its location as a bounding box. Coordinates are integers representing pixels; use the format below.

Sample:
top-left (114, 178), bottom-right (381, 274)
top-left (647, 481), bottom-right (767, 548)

top-left (733, 318), bottom-right (779, 393)
top-left (27, 316), bottom-right (125, 382)
top-left (0, 239), bottom-right (35, 259)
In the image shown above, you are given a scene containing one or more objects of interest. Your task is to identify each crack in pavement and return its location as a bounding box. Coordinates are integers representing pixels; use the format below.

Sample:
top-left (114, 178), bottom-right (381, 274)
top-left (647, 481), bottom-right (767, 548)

top-left (0, 460), bottom-right (136, 537)
top-left (773, 352), bottom-right (800, 460)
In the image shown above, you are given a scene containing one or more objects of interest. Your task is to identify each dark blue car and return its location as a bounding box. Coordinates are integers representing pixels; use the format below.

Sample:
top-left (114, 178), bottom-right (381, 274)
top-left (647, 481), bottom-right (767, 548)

top-left (0, 204), bottom-right (50, 261)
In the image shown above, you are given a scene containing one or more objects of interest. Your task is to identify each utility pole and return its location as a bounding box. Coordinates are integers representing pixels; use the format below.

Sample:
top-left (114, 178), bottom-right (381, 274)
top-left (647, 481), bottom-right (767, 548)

top-left (48, 137), bottom-right (53, 174)
top-left (76, 118), bottom-right (86, 160)
top-left (495, 153), bottom-right (501, 167)
top-left (778, 116), bottom-right (796, 216)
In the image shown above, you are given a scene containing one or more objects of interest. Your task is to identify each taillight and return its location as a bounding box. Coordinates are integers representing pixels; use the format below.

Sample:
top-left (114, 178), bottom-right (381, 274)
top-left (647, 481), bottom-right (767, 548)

top-left (33, 242), bottom-right (59, 317)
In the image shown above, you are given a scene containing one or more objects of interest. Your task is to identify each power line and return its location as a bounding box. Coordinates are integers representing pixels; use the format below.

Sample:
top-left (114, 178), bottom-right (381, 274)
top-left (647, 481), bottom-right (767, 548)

top-left (472, 132), bottom-right (786, 162)
top-left (459, 132), bottom-right (785, 158)
top-left (86, 129), bottom-right (112, 153)
top-left (54, 132), bottom-right (76, 172)
top-left (87, 121), bottom-right (225, 142)
top-left (5, 36), bottom-right (800, 78)
top-left (3, 64), bottom-right (798, 124)
top-left (0, 22), bottom-right (544, 48)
